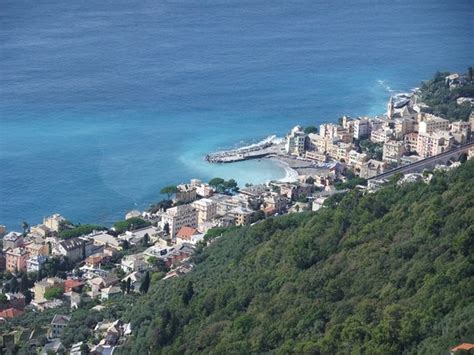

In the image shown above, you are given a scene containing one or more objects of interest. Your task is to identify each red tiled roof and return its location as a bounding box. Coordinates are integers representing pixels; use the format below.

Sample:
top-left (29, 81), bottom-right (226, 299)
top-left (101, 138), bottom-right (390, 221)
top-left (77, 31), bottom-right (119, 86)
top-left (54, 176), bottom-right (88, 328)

top-left (451, 343), bottom-right (474, 352)
top-left (176, 226), bottom-right (197, 240)
top-left (0, 308), bottom-right (24, 318)
top-left (64, 279), bottom-right (84, 292)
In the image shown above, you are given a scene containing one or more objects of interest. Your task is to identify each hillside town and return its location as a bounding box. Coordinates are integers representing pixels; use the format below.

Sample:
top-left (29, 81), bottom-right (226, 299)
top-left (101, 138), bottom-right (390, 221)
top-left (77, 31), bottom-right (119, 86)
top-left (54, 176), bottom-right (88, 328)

top-left (0, 71), bottom-right (473, 354)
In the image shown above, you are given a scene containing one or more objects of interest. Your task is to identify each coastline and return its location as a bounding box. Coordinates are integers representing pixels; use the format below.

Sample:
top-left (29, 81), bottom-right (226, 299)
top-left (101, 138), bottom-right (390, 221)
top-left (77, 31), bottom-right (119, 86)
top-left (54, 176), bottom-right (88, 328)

top-left (267, 156), bottom-right (299, 182)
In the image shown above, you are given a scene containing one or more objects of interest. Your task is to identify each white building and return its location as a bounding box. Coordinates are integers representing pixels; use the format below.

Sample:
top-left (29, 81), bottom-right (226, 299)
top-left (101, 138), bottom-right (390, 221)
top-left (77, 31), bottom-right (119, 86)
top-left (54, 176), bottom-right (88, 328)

top-left (160, 204), bottom-right (197, 237)
top-left (285, 126), bottom-right (307, 156)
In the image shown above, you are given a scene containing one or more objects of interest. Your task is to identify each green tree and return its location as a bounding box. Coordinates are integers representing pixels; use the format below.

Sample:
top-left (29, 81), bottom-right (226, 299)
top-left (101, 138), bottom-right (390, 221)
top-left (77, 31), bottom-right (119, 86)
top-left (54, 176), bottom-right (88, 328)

top-left (160, 185), bottom-right (179, 199)
top-left (139, 271), bottom-right (150, 294)
top-left (304, 126), bottom-right (318, 134)
top-left (182, 281), bottom-right (194, 305)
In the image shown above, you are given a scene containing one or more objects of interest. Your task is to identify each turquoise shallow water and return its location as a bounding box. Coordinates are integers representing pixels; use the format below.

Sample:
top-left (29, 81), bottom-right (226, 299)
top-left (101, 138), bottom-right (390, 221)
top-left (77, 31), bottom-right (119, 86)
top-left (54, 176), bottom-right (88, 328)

top-left (0, 0), bottom-right (473, 229)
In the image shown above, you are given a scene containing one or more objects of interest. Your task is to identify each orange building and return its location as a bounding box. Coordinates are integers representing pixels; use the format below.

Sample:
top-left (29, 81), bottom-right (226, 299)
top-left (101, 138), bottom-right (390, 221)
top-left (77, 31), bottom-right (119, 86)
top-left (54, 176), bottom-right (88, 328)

top-left (5, 248), bottom-right (28, 273)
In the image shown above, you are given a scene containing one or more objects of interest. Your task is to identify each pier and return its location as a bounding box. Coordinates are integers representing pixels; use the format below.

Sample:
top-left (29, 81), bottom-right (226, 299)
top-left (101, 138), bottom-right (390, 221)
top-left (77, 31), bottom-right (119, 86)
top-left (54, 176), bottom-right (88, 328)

top-left (205, 136), bottom-right (285, 163)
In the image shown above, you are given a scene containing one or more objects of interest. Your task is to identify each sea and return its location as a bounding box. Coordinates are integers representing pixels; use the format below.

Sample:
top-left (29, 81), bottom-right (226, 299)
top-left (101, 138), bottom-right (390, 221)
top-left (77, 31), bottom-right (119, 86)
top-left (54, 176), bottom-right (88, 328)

top-left (1, 0), bottom-right (473, 230)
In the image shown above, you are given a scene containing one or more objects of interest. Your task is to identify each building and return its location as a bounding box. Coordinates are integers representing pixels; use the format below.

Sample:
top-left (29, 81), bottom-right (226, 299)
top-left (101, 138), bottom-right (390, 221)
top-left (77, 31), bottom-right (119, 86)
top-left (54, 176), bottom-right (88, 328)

top-left (190, 179), bottom-right (214, 197)
top-left (285, 126), bottom-right (307, 156)
top-left (54, 238), bottom-right (93, 263)
top-left (450, 120), bottom-right (471, 144)
top-left (119, 226), bottom-right (160, 245)
top-left (121, 254), bottom-right (147, 273)
top-left (191, 198), bottom-right (217, 230)
top-left (450, 343), bottom-right (474, 355)
top-left (50, 314), bottom-right (70, 338)
top-left (359, 159), bottom-right (388, 179)
top-left (101, 286), bottom-right (122, 301)
top-left (25, 242), bottom-right (49, 257)
top-left (88, 232), bottom-right (121, 250)
top-left (26, 255), bottom-right (48, 273)
top-left (394, 117), bottom-right (415, 139)
top-left (175, 184), bottom-right (198, 203)
top-left (34, 278), bottom-right (64, 303)
top-left (30, 224), bottom-right (51, 238)
top-left (383, 140), bottom-right (406, 163)
top-left (416, 131), bottom-right (453, 158)
top-left (176, 226), bottom-right (203, 245)
top-left (305, 150), bottom-right (327, 163)
top-left (263, 194), bottom-right (288, 214)
top-left (307, 133), bottom-right (331, 153)
top-left (228, 207), bottom-right (254, 226)
top-left (2, 232), bottom-right (23, 251)
top-left (353, 117), bottom-right (369, 140)
top-left (370, 127), bottom-right (393, 143)
top-left (43, 214), bottom-right (67, 233)
top-left (348, 150), bottom-right (369, 171)
top-left (5, 248), bottom-right (28, 273)
top-left (404, 132), bottom-right (419, 152)
top-left (160, 204), bottom-right (197, 237)
top-left (418, 114), bottom-right (450, 135)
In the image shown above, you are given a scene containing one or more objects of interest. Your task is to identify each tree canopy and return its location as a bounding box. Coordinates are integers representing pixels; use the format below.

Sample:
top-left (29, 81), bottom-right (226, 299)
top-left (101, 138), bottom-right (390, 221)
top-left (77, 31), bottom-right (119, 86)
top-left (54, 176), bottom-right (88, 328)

top-left (113, 217), bottom-right (151, 234)
top-left (120, 160), bottom-right (474, 354)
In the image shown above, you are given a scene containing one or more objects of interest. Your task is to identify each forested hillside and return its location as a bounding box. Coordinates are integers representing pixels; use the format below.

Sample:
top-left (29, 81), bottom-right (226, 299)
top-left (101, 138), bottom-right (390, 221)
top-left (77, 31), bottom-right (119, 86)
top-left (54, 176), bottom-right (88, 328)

top-left (121, 161), bottom-right (474, 354)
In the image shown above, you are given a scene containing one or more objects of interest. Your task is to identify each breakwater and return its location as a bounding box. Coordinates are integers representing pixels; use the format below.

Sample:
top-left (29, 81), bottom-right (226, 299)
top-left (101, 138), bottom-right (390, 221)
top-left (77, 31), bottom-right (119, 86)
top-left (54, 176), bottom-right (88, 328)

top-left (205, 136), bottom-right (284, 163)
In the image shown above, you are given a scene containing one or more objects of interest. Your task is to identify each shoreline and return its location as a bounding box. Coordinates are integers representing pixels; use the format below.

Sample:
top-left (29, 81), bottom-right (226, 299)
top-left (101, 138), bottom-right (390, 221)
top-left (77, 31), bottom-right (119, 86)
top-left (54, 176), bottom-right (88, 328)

top-left (267, 156), bottom-right (299, 183)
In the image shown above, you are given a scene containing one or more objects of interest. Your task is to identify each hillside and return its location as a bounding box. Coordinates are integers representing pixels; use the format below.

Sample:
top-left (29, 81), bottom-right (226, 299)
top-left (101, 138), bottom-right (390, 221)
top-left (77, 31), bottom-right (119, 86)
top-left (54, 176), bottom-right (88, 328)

top-left (121, 161), bottom-right (474, 354)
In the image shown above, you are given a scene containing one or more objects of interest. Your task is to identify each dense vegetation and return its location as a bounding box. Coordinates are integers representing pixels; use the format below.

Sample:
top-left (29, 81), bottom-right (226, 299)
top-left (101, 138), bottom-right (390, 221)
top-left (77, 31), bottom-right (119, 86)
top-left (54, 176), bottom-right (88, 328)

top-left (59, 224), bottom-right (106, 239)
top-left (419, 70), bottom-right (473, 121)
top-left (113, 217), bottom-right (151, 234)
top-left (120, 161), bottom-right (474, 354)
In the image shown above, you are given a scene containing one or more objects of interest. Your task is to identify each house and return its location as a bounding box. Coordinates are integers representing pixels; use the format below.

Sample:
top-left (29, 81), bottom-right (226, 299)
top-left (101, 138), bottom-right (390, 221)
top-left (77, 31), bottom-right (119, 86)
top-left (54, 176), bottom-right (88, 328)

top-left (4, 293), bottom-right (25, 310)
top-left (42, 339), bottom-right (65, 354)
top-left (312, 197), bottom-right (328, 211)
top-left (88, 274), bottom-right (120, 296)
top-left (450, 343), bottom-right (474, 354)
top-left (85, 253), bottom-right (110, 268)
top-left (5, 248), bottom-right (29, 273)
top-left (64, 279), bottom-right (84, 293)
top-left (101, 286), bottom-right (121, 301)
top-left (0, 308), bottom-right (24, 319)
top-left (121, 253), bottom-right (147, 273)
top-left (2, 232), bottom-right (23, 251)
top-left (176, 226), bottom-right (199, 245)
top-left (49, 314), bottom-right (70, 338)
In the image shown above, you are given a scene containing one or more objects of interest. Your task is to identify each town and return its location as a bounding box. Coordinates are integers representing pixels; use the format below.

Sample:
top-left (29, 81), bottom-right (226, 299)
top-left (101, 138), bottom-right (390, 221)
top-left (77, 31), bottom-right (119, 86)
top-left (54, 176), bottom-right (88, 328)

top-left (0, 70), bottom-right (473, 354)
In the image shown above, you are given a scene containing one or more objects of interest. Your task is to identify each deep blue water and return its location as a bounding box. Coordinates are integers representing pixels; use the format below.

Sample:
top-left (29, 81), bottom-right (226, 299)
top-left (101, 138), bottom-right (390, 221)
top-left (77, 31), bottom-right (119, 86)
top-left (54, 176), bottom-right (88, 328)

top-left (1, 0), bottom-right (473, 230)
